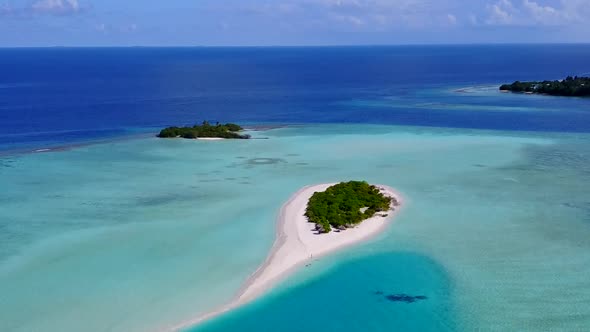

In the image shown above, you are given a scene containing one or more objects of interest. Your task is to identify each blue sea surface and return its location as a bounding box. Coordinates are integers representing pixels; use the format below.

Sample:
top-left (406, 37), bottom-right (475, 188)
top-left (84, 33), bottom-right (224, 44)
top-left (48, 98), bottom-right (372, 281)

top-left (1, 46), bottom-right (590, 332)
top-left (2, 45), bottom-right (590, 151)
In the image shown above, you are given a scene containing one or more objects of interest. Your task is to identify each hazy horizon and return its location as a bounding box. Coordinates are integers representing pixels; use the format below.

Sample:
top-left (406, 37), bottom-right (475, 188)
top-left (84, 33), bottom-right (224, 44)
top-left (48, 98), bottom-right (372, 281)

top-left (1, 0), bottom-right (589, 47)
top-left (2, 42), bottom-right (590, 49)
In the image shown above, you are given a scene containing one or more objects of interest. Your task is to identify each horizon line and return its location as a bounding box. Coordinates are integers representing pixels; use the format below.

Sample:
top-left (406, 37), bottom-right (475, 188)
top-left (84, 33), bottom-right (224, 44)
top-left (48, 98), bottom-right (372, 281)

top-left (1, 42), bottom-right (590, 49)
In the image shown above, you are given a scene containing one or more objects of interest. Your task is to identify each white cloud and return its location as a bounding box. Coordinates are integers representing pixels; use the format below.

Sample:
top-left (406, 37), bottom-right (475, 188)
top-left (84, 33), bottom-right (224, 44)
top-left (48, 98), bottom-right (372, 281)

top-left (484, 0), bottom-right (590, 26)
top-left (215, 0), bottom-right (590, 35)
top-left (523, 0), bottom-right (566, 25)
top-left (332, 14), bottom-right (364, 26)
top-left (240, 0), bottom-right (588, 30)
top-left (31, 0), bottom-right (81, 14)
top-left (560, 0), bottom-right (590, 17)
top-left (122, 23), bottom-right (138, 32)
top-left (93, 22), bottom-right (138, 34)
top-left (447, 13), bottom-right (457, 25)
top-left (0, 0), bottom-right (84, 17)
top-left (95, 23), bottom-right (106, 32)
top-left (486, 0), bottom-right (515, 25)
top-left (248, 0), bottom-right (451, 29)
top-left (0, 3), bottom-right (12, 15)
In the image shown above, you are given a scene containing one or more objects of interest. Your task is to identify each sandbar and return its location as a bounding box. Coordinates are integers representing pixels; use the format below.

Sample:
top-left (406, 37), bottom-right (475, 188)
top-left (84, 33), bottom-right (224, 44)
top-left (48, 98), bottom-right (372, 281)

top-left (196, 137), bottom-right (225, 141)
top-left (169, 183), bottom-right (403, 331)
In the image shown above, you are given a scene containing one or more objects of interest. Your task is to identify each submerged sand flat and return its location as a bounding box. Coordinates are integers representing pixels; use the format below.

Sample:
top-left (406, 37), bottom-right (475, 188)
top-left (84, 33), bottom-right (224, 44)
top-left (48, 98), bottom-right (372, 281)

top-left (171, 183), bottom-right (403, 330)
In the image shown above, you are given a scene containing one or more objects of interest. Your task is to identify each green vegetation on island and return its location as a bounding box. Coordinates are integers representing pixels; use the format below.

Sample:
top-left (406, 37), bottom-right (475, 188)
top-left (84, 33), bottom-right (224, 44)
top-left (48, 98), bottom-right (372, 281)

top-left (305, 181), bottom-right (398, 233)
top-left (157, 121), bottom-right (251, 139)
top-left (500, 76), bottom-right (590, 97)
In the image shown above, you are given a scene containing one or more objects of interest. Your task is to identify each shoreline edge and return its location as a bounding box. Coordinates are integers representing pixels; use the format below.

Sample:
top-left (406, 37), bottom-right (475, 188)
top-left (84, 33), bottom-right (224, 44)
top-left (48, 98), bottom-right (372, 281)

top-left (168, 183), bottom-right (404, 331)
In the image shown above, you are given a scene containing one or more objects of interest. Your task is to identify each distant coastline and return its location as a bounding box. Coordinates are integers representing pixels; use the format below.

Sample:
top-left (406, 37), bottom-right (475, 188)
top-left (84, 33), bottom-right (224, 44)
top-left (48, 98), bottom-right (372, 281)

top-left (169, 183), bottom-right (403, 331)
top-left (500, 76), bottom-right (590, 97)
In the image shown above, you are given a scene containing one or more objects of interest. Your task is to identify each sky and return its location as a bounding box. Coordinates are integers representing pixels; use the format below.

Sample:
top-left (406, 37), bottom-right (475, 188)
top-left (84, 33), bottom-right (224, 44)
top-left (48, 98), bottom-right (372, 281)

top-left (0, 0), bottom-right (589, 46)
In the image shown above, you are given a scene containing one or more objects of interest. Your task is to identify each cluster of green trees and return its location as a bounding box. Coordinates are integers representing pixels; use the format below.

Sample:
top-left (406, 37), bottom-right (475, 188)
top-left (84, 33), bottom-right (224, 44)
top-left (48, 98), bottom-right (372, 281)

top-left (305, 181), bottom-right (392, 233)
top-left (500, 76), bottom-right (590, 97)
top-left (157, 121), bottom-right (251, 139)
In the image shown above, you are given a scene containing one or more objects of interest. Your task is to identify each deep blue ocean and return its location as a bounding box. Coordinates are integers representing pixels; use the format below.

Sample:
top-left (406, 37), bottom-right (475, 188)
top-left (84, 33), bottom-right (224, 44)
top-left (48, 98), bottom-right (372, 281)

top-left (1, 45), bottom-right (590, 152)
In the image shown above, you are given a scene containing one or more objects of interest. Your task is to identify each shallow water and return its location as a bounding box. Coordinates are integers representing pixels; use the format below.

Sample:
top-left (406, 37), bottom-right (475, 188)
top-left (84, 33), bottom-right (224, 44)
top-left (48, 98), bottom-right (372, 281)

top-left (2, 45), bottom-right (590, 331)
top-left (2, 124), bottom-right (590, 331)
top-left (191, 252), bottom-right (456, 332)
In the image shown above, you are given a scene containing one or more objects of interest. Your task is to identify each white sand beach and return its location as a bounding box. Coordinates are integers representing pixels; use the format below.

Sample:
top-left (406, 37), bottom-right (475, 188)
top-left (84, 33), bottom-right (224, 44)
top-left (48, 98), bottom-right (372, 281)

top-left (196, 137), bottom-right (225, 141)
top-left (169, 183), bottom-right (403, 331)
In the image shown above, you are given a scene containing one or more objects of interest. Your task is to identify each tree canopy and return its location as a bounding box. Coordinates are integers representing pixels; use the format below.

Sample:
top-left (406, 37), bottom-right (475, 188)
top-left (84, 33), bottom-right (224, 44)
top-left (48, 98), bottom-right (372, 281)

top-left (305, 181), bottom-right (393, 233)
top-left (500, 76), bottom-right (590, 97)
top-left (157, 121), bottom-right (251, 139)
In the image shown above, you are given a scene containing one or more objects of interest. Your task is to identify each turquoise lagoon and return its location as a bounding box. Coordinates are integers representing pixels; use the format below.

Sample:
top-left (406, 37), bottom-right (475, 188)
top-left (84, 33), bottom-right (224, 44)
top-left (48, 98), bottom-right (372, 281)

top-left (1, 124), bottom-right (590, 331)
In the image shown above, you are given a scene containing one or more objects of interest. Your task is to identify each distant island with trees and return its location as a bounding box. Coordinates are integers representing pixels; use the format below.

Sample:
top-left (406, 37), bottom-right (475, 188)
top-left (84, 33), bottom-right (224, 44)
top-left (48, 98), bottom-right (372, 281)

top-left (157, 121), bottom-right (251, 139)
top-left (500, 76), bottom-right (590, 97)
top-left (305, 181), bottom-right (399, 233)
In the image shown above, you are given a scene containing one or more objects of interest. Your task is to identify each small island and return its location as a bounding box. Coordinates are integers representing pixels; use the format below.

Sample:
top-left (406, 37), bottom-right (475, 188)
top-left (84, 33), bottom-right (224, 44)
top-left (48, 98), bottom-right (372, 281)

top-left (499, 76), bottom-right (590, 97)
top-left (176, 182), bottom-right (402, 329)
top-left (157, 121), bottom-right (251, 139)
top-left (305, 181), bottom-right (398, 233)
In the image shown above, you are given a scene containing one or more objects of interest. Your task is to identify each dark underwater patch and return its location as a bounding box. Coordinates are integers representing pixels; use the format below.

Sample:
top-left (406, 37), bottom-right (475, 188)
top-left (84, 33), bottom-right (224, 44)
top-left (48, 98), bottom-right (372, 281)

top-left (384, 293), bottom-right (428, 303)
